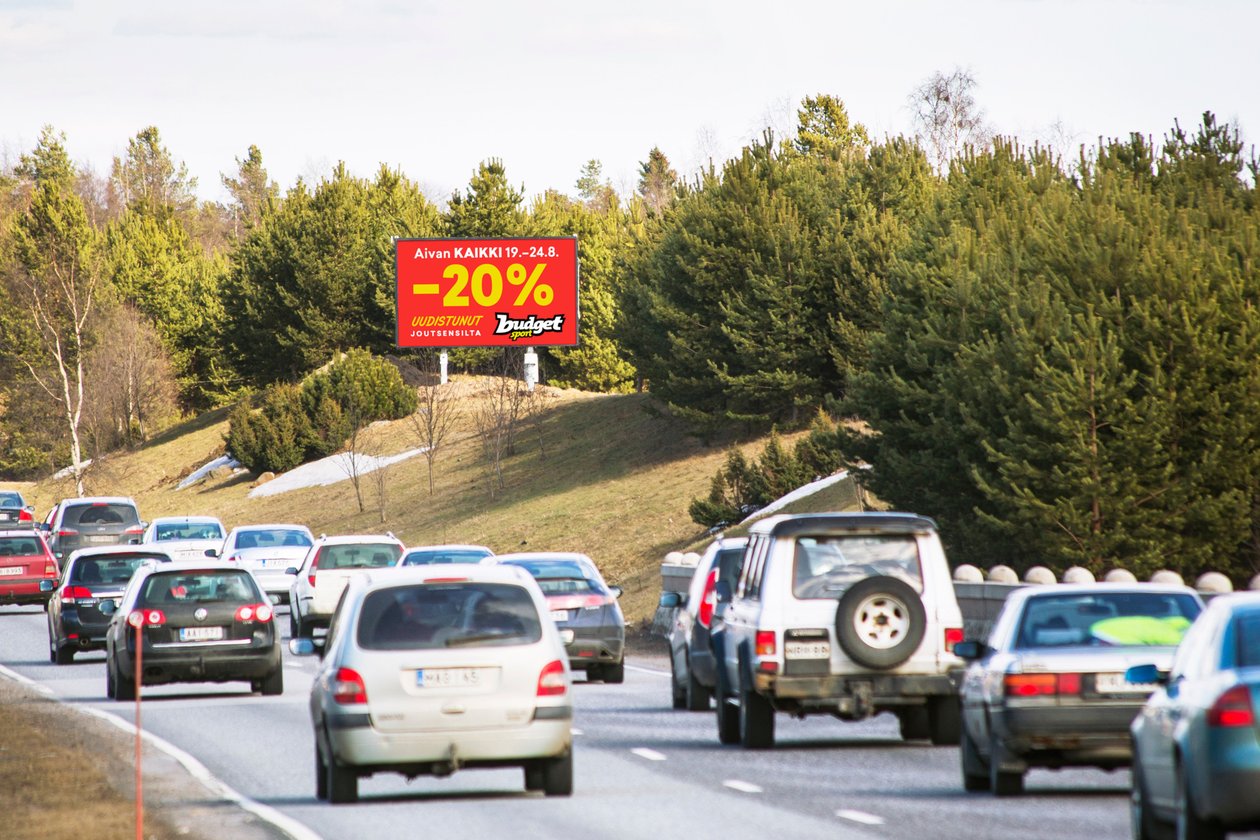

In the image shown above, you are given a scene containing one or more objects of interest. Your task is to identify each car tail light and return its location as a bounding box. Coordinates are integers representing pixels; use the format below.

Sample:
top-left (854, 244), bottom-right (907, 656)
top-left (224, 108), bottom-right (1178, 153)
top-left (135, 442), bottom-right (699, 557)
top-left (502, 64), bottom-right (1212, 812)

top-left (697, 568), bottom-right (719, 628)
top-left (225, 554), bottom-right (239, 563)
top-left (57, 529), bottom-right (78, 537)
top-left (332, 668), bottom-right (367, 704)
top-left (123, 526), bottom-right (145, 536)
top-left (62, 585), bottom-right (93, 603)
top-left (308, 549), bottom-right (320, 587)
top-left (18, 509), bottom-right (33, 523)
top-left (426, 577), bottom-right (470, 583)
top-left (546, 593), bottom-right (615, 611)
top-left (235, 603), bottom-right (273, 623)
top-left (1004, 672), bottom-right (1082, 697)
top-left (537, 659), bottom-right (566, 696)
top-left (755, 630), bottom-right (776, 657)
top-left (1208, 685), bottom-right (1256, 728)
top-left (127, 608), bottom-right (165, 628)
top-left (43, 562), bottom-right (58, 578)
top-left (944, 627), bottom-right (964, 653)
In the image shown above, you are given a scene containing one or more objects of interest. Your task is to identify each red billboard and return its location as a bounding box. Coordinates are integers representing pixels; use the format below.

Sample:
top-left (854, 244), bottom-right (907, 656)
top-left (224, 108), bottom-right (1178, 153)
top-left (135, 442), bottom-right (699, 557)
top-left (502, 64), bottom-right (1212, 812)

top-left (395, 237), bottom-right (579, 348)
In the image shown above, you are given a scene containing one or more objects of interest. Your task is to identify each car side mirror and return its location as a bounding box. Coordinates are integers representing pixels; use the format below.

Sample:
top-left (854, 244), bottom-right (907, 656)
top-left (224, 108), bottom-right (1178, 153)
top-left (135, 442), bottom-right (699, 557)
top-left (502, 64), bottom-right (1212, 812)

top-left (289, 637), bottom-right (324, 658)
top-left (1124, 663), bottom-right (1167, 686)
top-left (99, 600), bottom-right (117, 616)
top-left (659, 591), bottom-right (682, 609)
top-left (953, 640), bottom-right (987, 660)
top-left (39, 580), bottom-right (55, 593)
top-left (610, 585), bottom-right (623, 599)
top-left (285, 567), bottom-right (298, 576)
top-left (715, 579), bottom-right (733, 604)
top-left (204, 548), bottom-right (219, 558)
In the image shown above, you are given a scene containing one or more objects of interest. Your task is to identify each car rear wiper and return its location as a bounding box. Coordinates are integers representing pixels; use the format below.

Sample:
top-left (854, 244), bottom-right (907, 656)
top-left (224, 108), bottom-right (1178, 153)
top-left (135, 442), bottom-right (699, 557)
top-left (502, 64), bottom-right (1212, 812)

top-left (444, 631), bottom-right (520, 647)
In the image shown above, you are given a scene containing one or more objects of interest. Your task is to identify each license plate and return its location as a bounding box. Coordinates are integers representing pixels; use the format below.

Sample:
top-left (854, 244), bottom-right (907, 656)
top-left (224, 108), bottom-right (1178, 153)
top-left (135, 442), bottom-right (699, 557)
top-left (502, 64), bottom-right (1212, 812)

top-left (87, 535), bottom-right (117, 544)
top-left (416, 667), bottom-right (484, 688)
top-left (1095, 671), bottom-right (1153, 693)
top-left (179, 626), bottom-right (225, 642)
top-left (550, 609), bottom-right (570, 622)
top-left (0, 566), bottom-right (22, 576)
top-left (785, 641), bottom-right (831, 659)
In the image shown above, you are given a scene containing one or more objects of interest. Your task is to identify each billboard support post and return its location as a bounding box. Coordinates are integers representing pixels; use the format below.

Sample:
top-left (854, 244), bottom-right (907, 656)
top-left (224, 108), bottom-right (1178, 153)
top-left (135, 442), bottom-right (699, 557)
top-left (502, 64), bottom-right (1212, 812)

top-left (523, 349), bottom-right (538, 391)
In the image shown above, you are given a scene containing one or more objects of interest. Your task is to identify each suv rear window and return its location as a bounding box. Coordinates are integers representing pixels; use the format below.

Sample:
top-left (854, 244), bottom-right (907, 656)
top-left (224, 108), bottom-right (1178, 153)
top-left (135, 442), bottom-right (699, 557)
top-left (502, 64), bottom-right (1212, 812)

top-left (73, 553), bottom-right (168, 586)
top-left (64, 503), bottom-right (139, 527)
top-left (318, 543), bottom-right (401, 570)
top-left (792, 534), bottom-right (923, 600)
top-left (139, 571), bottom-right (261, 605)
top-left (357, 583), bottom-right (542, 650)
top-left (0, 536), bottom-right (44, 556)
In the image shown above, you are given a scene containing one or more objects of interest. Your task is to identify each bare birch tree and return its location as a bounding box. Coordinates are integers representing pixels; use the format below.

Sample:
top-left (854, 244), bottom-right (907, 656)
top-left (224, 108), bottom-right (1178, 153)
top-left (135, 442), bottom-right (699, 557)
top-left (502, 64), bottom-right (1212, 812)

top-left (408, 353), bottom-right (458, 495)
top-left (908, 68), bottom-right (991, 171)
top-left (472, 357), bottom-right (528, 497)
top-left (9, 128), bottom-right (100, 495)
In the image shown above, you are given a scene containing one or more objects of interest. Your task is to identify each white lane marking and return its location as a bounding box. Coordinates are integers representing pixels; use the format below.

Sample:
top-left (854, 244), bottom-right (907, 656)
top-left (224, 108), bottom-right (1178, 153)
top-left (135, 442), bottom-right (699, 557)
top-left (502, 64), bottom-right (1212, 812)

top-left (0, 664), bottom-right (322, 840)
top-left (0, 664), bottom-right (54, 696)
top-left (631, 747), bottom-right (667, 761)
top-left (571, 728), bottom-right (584, 736)
top-left (625, 664), bottom-right (670, 677)
top-left (836, 809), bottom-right (886, 826)
top-left (80, 707), bottom-right (323, 840)
top-left (723, 779), bottom-right (763, 794)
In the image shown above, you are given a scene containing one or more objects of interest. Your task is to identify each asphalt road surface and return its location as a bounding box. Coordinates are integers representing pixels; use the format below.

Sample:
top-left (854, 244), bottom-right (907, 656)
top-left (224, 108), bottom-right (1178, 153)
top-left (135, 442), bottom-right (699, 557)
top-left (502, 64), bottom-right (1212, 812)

top-left (0, 604), bottom-right (1156, 840)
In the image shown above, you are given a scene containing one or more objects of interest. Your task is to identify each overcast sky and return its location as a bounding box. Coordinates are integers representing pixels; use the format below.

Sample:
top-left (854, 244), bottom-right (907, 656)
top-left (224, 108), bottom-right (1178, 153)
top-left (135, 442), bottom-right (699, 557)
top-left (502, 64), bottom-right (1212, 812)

top-left (2, 0), bottom-right (1256, 206)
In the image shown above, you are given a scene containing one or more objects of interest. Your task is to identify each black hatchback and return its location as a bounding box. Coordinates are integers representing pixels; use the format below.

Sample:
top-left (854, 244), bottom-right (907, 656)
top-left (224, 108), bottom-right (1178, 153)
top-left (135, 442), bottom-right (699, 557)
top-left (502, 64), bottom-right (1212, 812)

top-left (46, 545), bottom-right (173, 663)
top-left (104, 561), bottom-right (282, 700)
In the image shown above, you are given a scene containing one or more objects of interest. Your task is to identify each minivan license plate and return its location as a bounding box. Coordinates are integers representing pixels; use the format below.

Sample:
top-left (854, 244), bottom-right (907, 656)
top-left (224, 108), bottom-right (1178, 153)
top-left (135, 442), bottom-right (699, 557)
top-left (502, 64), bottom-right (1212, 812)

top-left (417, 668), bottom-right (483, 688)
top-left (785, 641), bottom-right (831, 659)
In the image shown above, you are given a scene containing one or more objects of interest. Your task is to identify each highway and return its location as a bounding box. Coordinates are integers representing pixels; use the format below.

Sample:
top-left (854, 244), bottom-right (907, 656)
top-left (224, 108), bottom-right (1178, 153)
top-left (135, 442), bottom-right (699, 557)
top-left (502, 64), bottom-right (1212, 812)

top-left (0, 604), bottom-right (1140, 840)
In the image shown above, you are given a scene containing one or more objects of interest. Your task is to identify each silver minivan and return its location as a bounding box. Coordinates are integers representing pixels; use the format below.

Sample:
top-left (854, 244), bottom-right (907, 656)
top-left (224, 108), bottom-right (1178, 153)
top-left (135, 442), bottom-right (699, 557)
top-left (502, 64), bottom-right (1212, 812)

top-left (291, 564), bottom-right (574, 803)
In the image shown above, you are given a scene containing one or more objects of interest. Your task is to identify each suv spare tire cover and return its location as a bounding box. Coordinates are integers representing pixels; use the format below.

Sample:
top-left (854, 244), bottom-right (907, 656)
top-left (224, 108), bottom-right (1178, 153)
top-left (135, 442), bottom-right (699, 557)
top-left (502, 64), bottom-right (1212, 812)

top-left (835, 575), bottom-right (926, 670)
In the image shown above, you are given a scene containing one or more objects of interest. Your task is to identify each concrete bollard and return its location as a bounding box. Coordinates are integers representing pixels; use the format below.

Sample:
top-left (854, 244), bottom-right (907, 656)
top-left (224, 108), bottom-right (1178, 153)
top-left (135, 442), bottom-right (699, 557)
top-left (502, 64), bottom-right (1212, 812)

top-left (987, 565), bottom-right (1019, 584)
top-left (1150, 570), bottom-right (1185, 586)
top-left (953, 564), bottom-right (984, 583)
top-left (1103, 569), bottom-right (1138, 583)
top-left (1195, 572), bottom-right (1233, 594)
top-left (1023, 566), bottom-right (1056, 585)
top-left (1062, 566), bottom-right (1096, 584)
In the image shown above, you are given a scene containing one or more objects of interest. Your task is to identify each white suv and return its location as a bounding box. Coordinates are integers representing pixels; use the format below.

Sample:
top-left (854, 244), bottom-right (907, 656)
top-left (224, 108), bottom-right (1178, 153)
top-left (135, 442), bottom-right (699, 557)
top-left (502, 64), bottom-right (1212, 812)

top-left (288, 534), bottom-right (405, 638)
top-left (713, 512), bottom-right (964, 748)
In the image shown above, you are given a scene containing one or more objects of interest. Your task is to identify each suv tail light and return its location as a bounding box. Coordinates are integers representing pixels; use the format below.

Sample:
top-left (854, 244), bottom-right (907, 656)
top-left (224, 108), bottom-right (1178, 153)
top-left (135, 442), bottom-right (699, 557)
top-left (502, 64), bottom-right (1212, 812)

top-left (123, 526), bottom-right (145, 536)
top-left (537, 659), bottom-right (566, 696)
top-left (1004, 672), bottom-right (1082, 697)
top-left (127, 608), bottom-right (165, 628)
top-left (755, 630), bottom-right (776, 657)
top-left (62, 585), bottom-right (94, 603)
top-left (332, 667), bottom-right (368, 704)
top-left (18, 508), bottom-right (33, 523)
top-left (57, 529), bottom-right (78, 537)
top-left (308, 549), bottom-right (321, 587)
top-left (1208, 685), bottom-right (1255, 728)
top-left (697, 568), bottom-right (719, 628)
top-left (546, 593), bottom-right (615, 611)
top-left (234, 603), bottom-right (274, 623)
top-left (944, 627), bottom-right (964, 653)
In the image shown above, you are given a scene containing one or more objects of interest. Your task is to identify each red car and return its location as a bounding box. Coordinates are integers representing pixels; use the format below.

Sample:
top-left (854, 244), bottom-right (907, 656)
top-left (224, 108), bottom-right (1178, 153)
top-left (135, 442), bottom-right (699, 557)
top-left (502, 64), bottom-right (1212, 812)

top-left (0, 530), bottom-right (60, 607)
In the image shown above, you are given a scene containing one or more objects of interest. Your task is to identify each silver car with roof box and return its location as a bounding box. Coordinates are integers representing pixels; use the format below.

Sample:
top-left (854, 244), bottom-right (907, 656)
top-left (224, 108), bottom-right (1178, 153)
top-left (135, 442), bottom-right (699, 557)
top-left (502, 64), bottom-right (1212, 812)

top-left (291, 563), bottom-right (574, 803)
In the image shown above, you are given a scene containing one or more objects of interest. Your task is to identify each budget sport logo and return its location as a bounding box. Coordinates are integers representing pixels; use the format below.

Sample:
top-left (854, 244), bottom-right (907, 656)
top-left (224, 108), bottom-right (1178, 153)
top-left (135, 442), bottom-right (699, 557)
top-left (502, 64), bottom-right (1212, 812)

top-left (493, 313), bottom-right (566, 342)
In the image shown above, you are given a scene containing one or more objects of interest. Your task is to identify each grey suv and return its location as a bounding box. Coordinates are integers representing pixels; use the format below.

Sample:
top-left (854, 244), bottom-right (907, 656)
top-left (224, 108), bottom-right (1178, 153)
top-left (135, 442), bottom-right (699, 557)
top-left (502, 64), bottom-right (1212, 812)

top-left (713, 512), bottom-right (965, 749)
top-left (42, 497), bottom-right (145, 560)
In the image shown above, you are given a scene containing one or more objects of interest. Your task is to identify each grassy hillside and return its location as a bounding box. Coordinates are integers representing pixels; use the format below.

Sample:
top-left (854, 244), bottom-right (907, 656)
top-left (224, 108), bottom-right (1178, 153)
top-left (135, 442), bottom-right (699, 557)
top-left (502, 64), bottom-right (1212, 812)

top-left (13, 377), bottom-right (862, 622)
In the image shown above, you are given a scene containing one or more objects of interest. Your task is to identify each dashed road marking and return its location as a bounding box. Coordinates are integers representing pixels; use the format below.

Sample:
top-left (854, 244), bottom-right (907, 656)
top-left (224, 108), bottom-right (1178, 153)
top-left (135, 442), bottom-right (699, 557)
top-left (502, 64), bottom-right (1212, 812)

top-left (723, 779), bottom-right (763, 794)
top-left (836, 809), bottom-right (885, 826)
top-left (625, 664), bottom-right (670, 677)
top-left (631, 747), bottom-right (667, 761)
top-left (572, 727), bottom-right (584, 736)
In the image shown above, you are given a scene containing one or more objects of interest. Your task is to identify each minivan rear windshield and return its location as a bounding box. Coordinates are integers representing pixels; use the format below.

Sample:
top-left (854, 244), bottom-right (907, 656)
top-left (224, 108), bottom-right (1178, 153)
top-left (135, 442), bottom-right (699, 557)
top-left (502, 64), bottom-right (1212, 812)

top-left (792, 534), bottom-right (923, 600)
top-left (64, 503), bottom-right (139, 527)
top-left (73, 553), bottom-right (168, 586)
top-left (358, 583), bottom-right (542, 650)
top-left (318, 543), bottom-right (401, 570)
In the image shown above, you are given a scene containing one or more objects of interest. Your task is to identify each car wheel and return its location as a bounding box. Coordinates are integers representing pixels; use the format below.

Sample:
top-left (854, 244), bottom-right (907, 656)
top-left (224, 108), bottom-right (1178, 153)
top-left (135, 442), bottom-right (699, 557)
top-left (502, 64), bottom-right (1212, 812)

top-left (989, 734), bottom-right (1024, 797)
top-left (315, 741), bottom-right (329, 801)
top-left (1176, 764), bottom-right (1222, 840)
top-left (670, 654), bottom-right (687, 709)
top-left (602, 661), bottom-right (625, 685)
top-left (541, 750), bottom-right (573, 797)
top-left (524, 762), bottom-right (545, 792)
top-left (714, 663), bottom-right (741, 745)
top-left (834, 576), bottom-right (926, 670)
top-left (113, 658), bottom-right (136, 702)
top-left (105, 656), bottom-right (117, 699)
top-left (290, 610), bottom-right (304, 640)
top-left (54, 644), bottom-right (75, 665)
top-left (927, 696), bottom-right (962, 746)
top-left (738, 666), bottom-right (775, 749)
top-left (1132, 761), bottom-right (1172, 840)
top-left (327, 754), bottom-right (358, 804)
top-left (260, 668), bottom-right (284, 696)
top-left (898, 706), bottom-right (930, 741)
top-left (685, 657), bottom-right (711, 711)
top-left (960, 725), bottom-right (991, 792)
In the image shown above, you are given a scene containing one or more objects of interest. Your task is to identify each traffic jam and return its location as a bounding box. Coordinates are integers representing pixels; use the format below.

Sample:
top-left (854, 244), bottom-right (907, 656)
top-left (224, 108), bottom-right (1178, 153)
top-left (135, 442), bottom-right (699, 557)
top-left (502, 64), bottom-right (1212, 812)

top-left (1, 491), bottom-right (1258, 838)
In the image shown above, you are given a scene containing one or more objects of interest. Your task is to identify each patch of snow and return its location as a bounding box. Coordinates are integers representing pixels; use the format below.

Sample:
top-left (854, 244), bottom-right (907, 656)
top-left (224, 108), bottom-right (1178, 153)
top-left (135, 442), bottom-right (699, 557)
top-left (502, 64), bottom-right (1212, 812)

top-left (740, 471), bottom-right (850, 524)
top-left (177, 455), bottom-right (242, 490)
top-left (248, 448), bottom-right (427, 499)
top-left (52, 459), bottom-right (92, 480)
